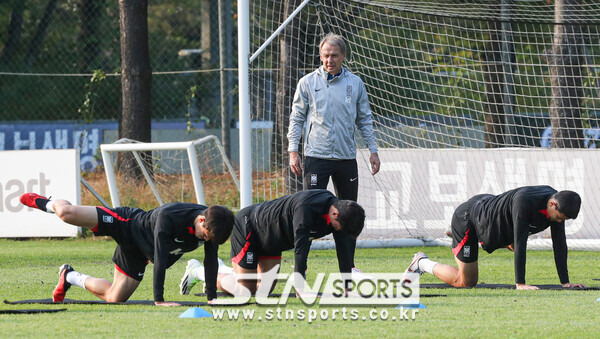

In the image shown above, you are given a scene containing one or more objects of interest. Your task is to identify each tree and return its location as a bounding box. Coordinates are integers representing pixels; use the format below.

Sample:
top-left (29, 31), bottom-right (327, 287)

top-left (24, 0), bottom-right (58, 67)
top-left (118, 0), bottom-right (152, 175)
top-left (549, 0), bottom-right (584, 148)
top-left (0, 0), bottom-right (25, 65)
top-left (78, 0), bottom-right (106, 72)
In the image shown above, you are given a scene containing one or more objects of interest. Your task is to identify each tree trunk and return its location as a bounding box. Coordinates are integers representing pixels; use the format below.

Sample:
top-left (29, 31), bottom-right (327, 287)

top-left (118, 0), bottom-right (152, 177)
top-left (1, 0), bottom-right (26, 65)
top-left (275, 0), bottom-right (304, 194)
top-left (78, 0), bottom-right (106, 72)
top-left (24, 0), bottom-right (58, 67)
top-left (483, 21), bottom-right (506, 148)
top-left (549, 0), bottom-right (584, 148)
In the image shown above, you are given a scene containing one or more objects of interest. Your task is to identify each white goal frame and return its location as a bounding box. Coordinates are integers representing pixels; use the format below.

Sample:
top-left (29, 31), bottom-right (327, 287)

top-left (100, 136), bottom-right (239, 207)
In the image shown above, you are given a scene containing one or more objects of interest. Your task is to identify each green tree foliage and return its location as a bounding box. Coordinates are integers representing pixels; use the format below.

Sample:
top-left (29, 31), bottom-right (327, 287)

top-left (0, 0), bottom-right (230, 124)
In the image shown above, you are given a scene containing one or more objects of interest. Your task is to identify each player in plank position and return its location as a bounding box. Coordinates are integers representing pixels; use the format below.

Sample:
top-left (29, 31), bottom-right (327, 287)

top-left (179, 189), bottom-right (365, 297)
top-left (20, 192), bottom-right (234, 306)
top-left (404, 185), bottom-right (586, 290)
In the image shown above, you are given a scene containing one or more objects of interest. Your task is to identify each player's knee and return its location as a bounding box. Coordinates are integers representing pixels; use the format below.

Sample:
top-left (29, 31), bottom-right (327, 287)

top-left (54, 205), bottom-right (73, 221)
top-left (460, 275), bottom-right (478, 288)
top-left (462, 280), bottom-right (477, 288)
top-left (256, 280), bottom-right (277, 294)
top-left (104, 294), bottom-right (128, 303)
top-left (237, 279), bottom-right (258, 294)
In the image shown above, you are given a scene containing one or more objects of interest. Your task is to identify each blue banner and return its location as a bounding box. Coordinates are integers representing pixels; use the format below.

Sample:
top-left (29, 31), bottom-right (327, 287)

top-left (0, 121), bottom-right (205, 171)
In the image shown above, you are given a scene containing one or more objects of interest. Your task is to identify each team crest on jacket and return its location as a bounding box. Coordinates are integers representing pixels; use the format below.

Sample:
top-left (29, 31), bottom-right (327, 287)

top-left (345, 85), bottom-right (352, 104)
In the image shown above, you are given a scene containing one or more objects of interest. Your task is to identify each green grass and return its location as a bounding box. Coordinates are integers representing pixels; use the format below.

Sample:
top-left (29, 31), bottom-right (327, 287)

top-left (1, 239), bottom-right (600, 337)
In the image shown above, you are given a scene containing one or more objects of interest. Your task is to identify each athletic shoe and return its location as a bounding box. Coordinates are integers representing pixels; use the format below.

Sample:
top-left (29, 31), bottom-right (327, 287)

top-left (52, 264), bottom-right (74, 302)
top-left (180, 259), bottom-right (203, 295)
top-left (351, 267), bottom-right (375, 281)
top-left (19, 193), bottom-right (50, 211)
top-left (403, 252), bottom-right (428, 282)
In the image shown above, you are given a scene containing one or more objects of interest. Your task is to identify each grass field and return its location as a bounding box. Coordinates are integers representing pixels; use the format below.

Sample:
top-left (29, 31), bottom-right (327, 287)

top-left (1, 239), bottom-right (600, 337)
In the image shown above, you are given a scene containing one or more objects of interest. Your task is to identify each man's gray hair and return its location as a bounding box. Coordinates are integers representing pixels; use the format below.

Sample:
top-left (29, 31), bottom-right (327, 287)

top-left (319, 33), bottom-right (346, 55)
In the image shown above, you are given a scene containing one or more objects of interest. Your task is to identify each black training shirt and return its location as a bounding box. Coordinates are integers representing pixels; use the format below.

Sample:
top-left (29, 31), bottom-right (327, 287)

top-left (469, 185), bottom-right (569, 284)
top-left (129, 202), bottom-right (219, 302)
top-left (249, 190), bottom-right (353, 277)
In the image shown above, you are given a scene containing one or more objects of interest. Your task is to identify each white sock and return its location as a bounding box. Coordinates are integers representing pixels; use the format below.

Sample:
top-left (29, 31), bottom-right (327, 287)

top-left (419, 258), bottom-right (438, 275)
top-left (218, 261), bottom-right (235, 275)
top-left (45, 201), bottom-right (55, 214)
top-left (66, 271), bottom-right (90, 290)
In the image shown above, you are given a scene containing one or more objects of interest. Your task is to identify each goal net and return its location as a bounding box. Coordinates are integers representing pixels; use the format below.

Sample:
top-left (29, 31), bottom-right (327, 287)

top-left (100, 136), bottom-right (239, 210)
top-left (247, 0), bottom-right (600, 248)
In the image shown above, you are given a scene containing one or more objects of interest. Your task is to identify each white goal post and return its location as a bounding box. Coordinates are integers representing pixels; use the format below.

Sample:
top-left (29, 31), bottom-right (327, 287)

top-left (100, 136), bottom-right (239, 208)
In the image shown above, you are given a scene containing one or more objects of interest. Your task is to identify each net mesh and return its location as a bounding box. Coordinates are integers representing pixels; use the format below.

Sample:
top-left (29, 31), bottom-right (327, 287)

top-left (248, 0), bottom-right (600, 245)
top-left (101, 139), bottom-right (239, 211)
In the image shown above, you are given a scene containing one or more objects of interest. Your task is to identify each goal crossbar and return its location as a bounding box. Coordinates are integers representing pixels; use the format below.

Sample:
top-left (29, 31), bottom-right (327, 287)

top-left (100, 136), bottom-right (239, 207)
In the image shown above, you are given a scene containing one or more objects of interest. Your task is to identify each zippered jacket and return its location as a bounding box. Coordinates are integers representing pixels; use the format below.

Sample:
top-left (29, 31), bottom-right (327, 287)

top-left (287, 66), bottom-right (378, 159)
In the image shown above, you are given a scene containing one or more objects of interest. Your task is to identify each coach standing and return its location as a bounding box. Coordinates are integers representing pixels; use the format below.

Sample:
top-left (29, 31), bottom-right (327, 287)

top-left (287, 33), bottom-right (380, 272)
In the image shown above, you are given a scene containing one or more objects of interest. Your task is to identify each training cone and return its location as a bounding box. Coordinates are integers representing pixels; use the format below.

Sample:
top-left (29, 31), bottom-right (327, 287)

top-left (395, 302), bottom-right (426, 309)
top-left (179, 307), bottom-right (212, 318)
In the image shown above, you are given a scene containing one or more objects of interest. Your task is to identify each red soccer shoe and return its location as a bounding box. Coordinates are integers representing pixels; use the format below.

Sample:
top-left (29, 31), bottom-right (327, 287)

top-left (19, 193), bottom-right (50, 211)
top-left (52, 264), bottom-right (74, 302)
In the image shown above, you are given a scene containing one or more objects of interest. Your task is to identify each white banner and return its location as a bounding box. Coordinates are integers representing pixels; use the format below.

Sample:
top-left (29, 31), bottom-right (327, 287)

top-left (356, 148), bottom-right (599, 240)
top-left (0, 149), bottom-right (80, 237)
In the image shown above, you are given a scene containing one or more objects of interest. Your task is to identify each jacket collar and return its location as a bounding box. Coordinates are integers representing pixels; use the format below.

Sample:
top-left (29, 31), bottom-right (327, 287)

top-left (318, 66), bottom-right (346, 81)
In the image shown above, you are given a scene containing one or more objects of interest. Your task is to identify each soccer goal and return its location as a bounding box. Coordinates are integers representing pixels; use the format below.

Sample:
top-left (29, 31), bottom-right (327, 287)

top-left (239, 1), bottom-right (600, 248)
top-left (100, 136), bottom-right (239, 209)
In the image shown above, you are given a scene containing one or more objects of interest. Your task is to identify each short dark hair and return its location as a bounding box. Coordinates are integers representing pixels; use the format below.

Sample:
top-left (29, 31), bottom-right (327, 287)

top-left (333, 200), bottom-right (365, 238)
top-left (203, 205), bottom-right (235, 244)
top-left (552, 190), bottom-right (581, 219)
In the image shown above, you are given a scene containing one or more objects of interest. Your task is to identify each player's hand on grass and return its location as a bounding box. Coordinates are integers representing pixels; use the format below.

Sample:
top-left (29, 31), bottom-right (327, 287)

top-left (155, 301), bottom-right (181, 307)
top-left (562, 282), bottom-right (586, 288)
top-left (295, 290), bottom-right (319, 299)
top-left (515, 283), bottom-right (539, 290)
top-left (209, 298), bottom-right (237, 305)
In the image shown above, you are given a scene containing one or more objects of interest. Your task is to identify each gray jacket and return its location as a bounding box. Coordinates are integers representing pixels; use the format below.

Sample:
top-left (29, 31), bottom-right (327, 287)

top-left (287, 66), bottom-right (378, 159)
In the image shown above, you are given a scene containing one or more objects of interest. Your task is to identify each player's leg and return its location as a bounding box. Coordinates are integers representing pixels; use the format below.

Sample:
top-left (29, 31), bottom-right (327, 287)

top-left (20, 193), bottom-right (99, 229)
top-left (84, 267), bottom-right (141, 302)
top-left (219, 256), bottom-right (281, 295)
top-left (404, 197), bottom-right (481, 287)
top-left (67, 246), bottom-right (145, 302)
top-left (52, 262), bottom-right (141, 303)
top-left (53, 201), bottom-right (98, 229)
top-left (432, 257), bottom-right (479, 287)
top-left (218, 205), bottom-right (260, 294)
top-left (85, 246), bottom-right (146, 302)
top-left (435, 196), bottom-right (492, 287)
top-left (256, 256), bottom-right (282, 294)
